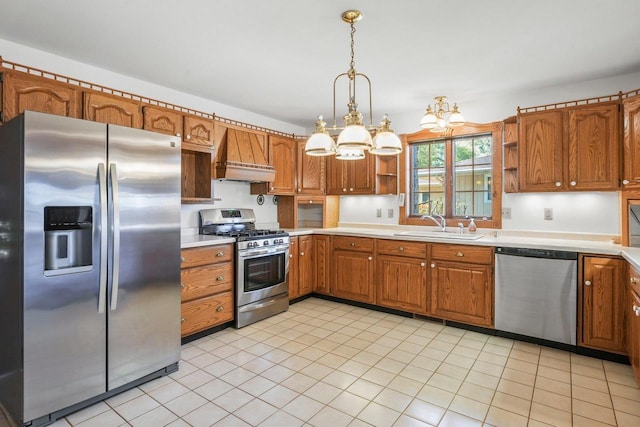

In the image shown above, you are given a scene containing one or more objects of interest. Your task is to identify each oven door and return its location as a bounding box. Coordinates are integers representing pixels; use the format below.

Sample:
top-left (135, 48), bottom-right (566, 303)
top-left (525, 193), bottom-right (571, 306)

top-left (237, 245), bottom-right (289, 307)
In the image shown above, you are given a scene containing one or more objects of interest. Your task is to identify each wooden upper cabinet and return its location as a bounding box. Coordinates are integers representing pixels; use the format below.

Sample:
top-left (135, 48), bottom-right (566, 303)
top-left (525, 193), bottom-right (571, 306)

top-left (2, 71), bottom-right (81, 121)
top-left (623, 94), bottom-right (640, 188)
top-left (251, 135), bottom-right (296, 195)
top-left (83, 92), bottom-right (142, 128)
top-left (184, 114), bottom-right (214, 147)
top-left (142, 105), bottom-right (183, 137)
top-left (326, 151), bottom-right (375, 195)
top-left (518, 110), bottom-right (564, 191)
top-left (580, 256), bottom-right (626, 354)
top-left (567, 102), bottom-right (619, 191)
top-left (297, 140), bottom-right (325, 195)
top-left (518, 102), bottom-right (620, 192)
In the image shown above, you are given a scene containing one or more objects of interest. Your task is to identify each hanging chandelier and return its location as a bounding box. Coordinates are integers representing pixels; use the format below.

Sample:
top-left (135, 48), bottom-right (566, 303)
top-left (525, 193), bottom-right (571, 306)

top-left (420, 96), bottom-right (465, 133)
top-left (304, 10), bottom-right (402, 159)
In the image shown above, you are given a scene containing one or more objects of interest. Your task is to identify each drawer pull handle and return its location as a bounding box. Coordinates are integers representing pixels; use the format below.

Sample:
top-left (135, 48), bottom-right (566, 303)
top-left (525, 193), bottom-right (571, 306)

top-left (456, 252), bottom-right (464, 257)
top-left (350, 242), bottom-right (356, 247)
top-left (180, 317), bottom-right (186, 323)
top-left (634, 305), bottom-right (640, 316)
top-left (216, 276), bottom-right (224, 281)
top-left (585, 280), bottom-right (592, 286)
top-left (216, 251), bottom-right (224, 257)
top-left (180, 256), bottom-right (185, 262)
top-left (180, 283), bottom-right (185, 289)
top-left (216, 306), bottom-right (224, 312)
top-left (623, 179), bottom-right (630, 185)
top-left (631, 277), bottom-right (638, 284)
top-left (399, 247), bottom-right (404, 251)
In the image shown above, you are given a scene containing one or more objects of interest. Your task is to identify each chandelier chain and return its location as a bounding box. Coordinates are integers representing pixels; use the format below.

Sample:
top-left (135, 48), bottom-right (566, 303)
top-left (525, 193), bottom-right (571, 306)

top-left (349, 22), bottom-right (356, 75)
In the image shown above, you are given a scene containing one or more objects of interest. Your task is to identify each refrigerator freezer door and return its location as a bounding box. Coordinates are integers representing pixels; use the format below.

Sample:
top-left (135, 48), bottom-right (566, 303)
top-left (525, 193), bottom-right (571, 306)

top-left (22, 112), bottom-right (108, 421)
top-left (106, 125), bottom-right (181, 390)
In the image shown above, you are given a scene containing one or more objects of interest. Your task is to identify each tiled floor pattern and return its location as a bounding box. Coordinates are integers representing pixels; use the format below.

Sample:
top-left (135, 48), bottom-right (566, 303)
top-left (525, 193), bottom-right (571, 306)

top-left (3, 297), bottom-right (640, 427)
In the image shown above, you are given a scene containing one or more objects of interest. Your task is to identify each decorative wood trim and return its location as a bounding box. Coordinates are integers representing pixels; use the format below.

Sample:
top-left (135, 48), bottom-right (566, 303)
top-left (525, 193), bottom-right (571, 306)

top-left (214, 115), bottom-right (294, 138)
top-left (519, 93), bottom-right (623, 114)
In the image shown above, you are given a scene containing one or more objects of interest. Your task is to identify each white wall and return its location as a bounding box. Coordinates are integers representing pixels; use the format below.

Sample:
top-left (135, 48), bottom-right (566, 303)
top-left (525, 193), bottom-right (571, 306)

top-left (0, 38), bottom-right (304, 232)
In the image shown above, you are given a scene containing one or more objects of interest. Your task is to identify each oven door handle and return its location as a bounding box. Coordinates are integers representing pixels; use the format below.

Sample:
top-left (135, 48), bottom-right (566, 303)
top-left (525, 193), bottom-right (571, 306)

top-left (238, 296), bottom-right (287, 313)
top-left (239, 245), bottom-right (289, 257)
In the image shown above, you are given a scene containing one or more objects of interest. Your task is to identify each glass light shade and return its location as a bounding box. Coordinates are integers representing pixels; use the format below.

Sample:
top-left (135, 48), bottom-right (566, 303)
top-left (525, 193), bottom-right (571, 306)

top-left (336, 125), bottom-right (373, 150)
top-left (335, 147), bottom-right (365, 160)
top-left (304, 132), bottom-right (336, 156)
top-left (370, 132), bottom-right (402, 155)
top-left (448, 110), bottom-right (465, 127)
top-left (420, 112), bottom-right (437, 129)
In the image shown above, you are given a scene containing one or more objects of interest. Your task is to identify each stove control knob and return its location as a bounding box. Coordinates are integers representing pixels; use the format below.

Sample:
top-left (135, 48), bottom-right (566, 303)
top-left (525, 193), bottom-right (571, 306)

top-left (264, 240), bottom-right (269, 246)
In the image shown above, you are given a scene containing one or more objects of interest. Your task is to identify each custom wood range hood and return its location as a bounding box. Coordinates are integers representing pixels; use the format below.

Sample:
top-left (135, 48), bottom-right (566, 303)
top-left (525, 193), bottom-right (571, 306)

top-left (215, 128), bottom-right (275, 182)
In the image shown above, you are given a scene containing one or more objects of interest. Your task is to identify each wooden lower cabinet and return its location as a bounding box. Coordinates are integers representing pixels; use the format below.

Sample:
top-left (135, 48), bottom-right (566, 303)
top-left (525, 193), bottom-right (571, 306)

top-left (580, 256), bottom-right (626, 354)
top-left (376, 240), bottom-right (428, 314)
top-left (430, 244), bottom-right (494, 327)
top-left (288, 237), bottom-right (300, 300)
top-left (180, 244), bottom-right (234, 337)
top-left (313, 235), bottom-right (331, 295)
top-left (628, 285), bottom-right (640, 385)
top-left (331, 236), bottom-right (375, 303)
top-left (298, 235), bottom-right (314, 296)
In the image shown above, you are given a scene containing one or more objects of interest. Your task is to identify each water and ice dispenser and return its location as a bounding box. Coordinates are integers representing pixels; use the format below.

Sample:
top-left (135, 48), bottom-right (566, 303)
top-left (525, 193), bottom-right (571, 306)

top-left (44, 206), bottom-right (93, 274)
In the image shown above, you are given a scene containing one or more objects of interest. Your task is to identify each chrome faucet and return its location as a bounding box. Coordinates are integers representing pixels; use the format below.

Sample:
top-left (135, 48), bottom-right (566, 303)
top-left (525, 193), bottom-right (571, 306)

top-left (420, 214), bottom-right (447, 232)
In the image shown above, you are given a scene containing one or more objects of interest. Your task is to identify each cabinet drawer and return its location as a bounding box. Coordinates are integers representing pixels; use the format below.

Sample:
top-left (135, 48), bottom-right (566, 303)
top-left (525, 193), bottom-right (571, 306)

top-left (181, 263), bottom-right (233, 302)
top-left (431, 244), bottom-right (493, 265)
top-left (332, 236), bottom-right (374, 252)
top-left (181, 292), bottom-right (233, 337)
top-left (377, 240), bottom-right (427, 258)
top-left (181, 244), bottom-right (233, 268)
top-left (630, 265), bottom-right (640, 296)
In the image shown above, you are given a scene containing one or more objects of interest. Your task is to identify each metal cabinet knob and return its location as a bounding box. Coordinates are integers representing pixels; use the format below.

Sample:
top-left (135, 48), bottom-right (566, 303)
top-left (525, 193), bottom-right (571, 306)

top-left (180, 256), bottom-right (185, 262)
top-left (176, 133), bottom-right (181, 137)
top-left (270, 187), bottom-right (274, 191)
top-left (216, 306), bottom-right (224, 312)
top-left (300, 252), bottom-right (305, 256)
top-left (298, 188), bottom-right (301, 192)
top-left (216, 276), bottom-right (224, 281)
top-left (421, 262), bottom-right (426, 267)
top-left (570, 181), bottom-right (577, 186)
top-left (181, 318), bottom-right (186, 323)
top-left (186, 134), bottom-right (191, 140)
top-left (350, 242), bottom-right (356, 247)
top-left (631, 277), bottom-right (638, 284)
top-left (456, 252), bottom-right (464, 257)
top-left (368, 256), bottom-right (372, 261)
top-left (309, 200), bottom-right (313, 204)
top-left (623, 179), bottom-right (630, 185)
top-left (431, 263), bottom-right (435, 268)
top-left (180, 283), bottom-right (185, 289)
top-left (342, 188), bottom-right (347, 192)
top-left (216, 252), bottom-right (224, 257)
top-left (399, 247), bottom-right (404, 251)
top-left (633, 305), bottom-right (640, 316)
top-left (349, 188), bottom-right (354, 191)
top-left (289, 254), bottom-right (293, 258)
top-left (585, 280), bottom-right (592, 286)
top-left (555, 182), bottom-right (562, 187)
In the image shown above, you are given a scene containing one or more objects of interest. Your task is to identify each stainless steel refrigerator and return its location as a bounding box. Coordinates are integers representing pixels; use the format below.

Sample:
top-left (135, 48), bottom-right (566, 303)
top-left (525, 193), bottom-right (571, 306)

top-left (0, 111), bottom-right (182, 426)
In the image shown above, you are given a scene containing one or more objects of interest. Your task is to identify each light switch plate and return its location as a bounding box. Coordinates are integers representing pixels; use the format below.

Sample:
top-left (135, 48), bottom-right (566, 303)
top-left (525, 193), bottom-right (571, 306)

top-left (502, 207), bottom-right (511, 219)
top-left (388, 209), bottom-right (394, 218)
top-left (544, 208), bottom-right (553, 220)
top-left (376, 208), bottom-right (382, 218)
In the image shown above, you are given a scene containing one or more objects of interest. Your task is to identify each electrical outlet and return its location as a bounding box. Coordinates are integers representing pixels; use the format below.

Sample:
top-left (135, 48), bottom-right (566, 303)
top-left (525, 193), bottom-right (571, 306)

top-left (388, 209), bottom-right (394, 218)
top-left (376, 208), bottom-right (382, 218)
top-left (502, 207), bottom-right (511, 219)
top-left (544, 208), bottom-right (553, 220)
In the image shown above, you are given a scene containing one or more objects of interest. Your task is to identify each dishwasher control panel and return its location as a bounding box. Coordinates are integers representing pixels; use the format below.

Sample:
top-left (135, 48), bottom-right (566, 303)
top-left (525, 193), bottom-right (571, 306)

top-left (496, 246), bottom-right (577, 260)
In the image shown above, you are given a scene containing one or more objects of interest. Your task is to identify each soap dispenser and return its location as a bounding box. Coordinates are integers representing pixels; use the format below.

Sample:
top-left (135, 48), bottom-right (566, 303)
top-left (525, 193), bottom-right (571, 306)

top-left (468, 218), bottom-right (477, 233)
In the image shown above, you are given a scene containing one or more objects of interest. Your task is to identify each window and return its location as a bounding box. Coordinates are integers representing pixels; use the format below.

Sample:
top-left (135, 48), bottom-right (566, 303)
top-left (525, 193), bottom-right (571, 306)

top-left (400, 122), bottom-right (503, 228)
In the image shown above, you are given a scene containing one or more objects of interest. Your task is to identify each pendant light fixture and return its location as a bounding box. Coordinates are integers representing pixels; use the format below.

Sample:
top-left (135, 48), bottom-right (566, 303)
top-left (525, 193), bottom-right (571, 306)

top-left (420, 96), bottom-right (465, 132)
top-left (304, 10), bottom-right (402, 159)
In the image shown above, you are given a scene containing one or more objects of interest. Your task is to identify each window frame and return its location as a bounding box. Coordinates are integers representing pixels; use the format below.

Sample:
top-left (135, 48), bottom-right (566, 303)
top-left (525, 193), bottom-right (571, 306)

top-left (399, 121), bottom-right (503, 229)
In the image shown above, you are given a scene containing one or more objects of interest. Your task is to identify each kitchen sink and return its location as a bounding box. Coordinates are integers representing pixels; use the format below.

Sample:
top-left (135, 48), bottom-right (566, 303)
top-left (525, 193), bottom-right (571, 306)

top-left (393, 231), bottom-right (484, 240)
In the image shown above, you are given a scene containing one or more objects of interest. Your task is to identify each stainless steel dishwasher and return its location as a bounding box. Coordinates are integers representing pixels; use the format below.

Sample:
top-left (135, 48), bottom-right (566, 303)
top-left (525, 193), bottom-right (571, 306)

top-left (495, 247), bottom-right (578, 345)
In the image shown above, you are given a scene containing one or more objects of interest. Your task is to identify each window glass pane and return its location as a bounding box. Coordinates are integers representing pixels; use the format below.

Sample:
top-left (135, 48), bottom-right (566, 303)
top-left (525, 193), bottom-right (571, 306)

top-left (410, 141), bottom-right (446, 216)
top-left (452, 134), bottom-right (492, 218)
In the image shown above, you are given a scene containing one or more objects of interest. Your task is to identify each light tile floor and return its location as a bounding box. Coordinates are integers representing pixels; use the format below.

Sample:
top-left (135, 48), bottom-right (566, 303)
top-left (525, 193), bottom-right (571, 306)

top-left (3, 297), bottom-right (640, 426)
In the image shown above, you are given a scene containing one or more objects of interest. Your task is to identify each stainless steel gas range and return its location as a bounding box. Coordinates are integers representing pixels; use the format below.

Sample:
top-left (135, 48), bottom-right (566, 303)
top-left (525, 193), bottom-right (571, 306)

top-left (199, 208), bottom-right (289, 328)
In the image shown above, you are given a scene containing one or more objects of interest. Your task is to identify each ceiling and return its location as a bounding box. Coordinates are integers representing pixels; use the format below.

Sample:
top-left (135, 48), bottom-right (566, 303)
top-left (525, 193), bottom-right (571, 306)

top-left (1, 0), bottom-right (639, 130)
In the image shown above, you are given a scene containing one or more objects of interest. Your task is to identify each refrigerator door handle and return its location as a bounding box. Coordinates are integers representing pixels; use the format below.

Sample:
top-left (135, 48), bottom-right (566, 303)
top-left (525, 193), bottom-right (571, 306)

top-left (98, 163), bottom-right (108, 314)
top-left (109, 163), bottom-right (121, 311)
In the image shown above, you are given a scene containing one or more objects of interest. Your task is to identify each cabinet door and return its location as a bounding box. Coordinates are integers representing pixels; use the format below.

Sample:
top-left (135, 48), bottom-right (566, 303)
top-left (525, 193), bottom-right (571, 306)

top-left (430, 261), bottom-right (493, 327)
top-left (297, 140), bottom-right (326, 195)
top-left (623, 95), bottom-right (640, 188)
top-left (313, 235), bottom-right (330, 294)
top-left (267, 135), bottom-right (296, 194)
top-left (376, 255), bottom-right (427, 314)
top-left (567, 103), bottom-right (619, 190)
top-left (298, 235), bottom-right (314, 296)
top-left (288, 237), bottom-right (299, 300)
top-left (628, 288), bottom-right (640, 386)
top-left (83, 92), bottom-right (142, 128)
top-left (346, 152), bottom-right (375, 194)
top-left (325, 155), bottom-right (346, 195)
top-left (2, 72), bottom-right (81, 121)
top-left (184, 114), bottom-right (214, 147)
top-left (581, 256), bottom-right (626, 353)
top-left (518, 110), bottom-right (564, 191)
top-left (332, 249), bottom-right (374, 303)
top-left (143, 106), bottom-right (183, 137)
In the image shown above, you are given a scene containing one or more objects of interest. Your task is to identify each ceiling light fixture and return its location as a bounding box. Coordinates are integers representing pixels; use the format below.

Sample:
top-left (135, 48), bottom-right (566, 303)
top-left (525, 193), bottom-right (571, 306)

top-left (304, 10), bottom-right (402, 159)
top-left (420, 96), bottom-right (465, 133)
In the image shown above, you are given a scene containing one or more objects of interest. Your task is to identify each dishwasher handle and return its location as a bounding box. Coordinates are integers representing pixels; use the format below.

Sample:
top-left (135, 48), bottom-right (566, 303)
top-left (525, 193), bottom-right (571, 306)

top-left (496, 246), bottom-right (577, 260)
